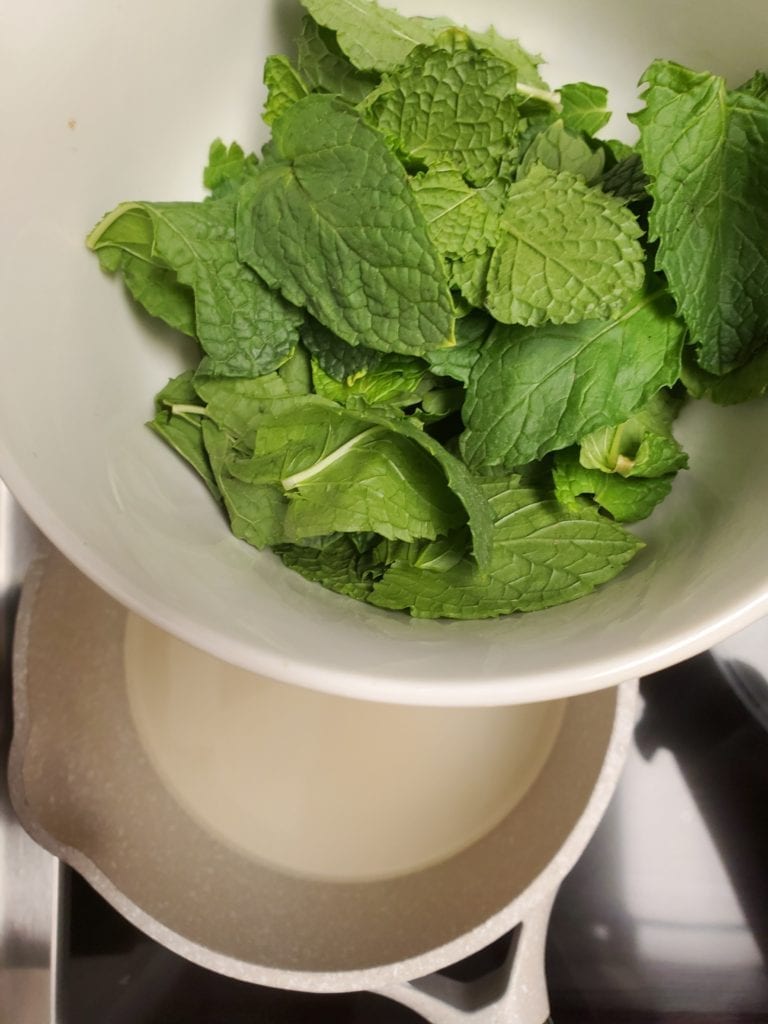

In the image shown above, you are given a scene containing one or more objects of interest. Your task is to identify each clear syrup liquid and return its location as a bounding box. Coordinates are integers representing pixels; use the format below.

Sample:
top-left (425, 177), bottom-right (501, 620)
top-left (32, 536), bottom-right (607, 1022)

top-left (125, 613), bottom-right (565, 882)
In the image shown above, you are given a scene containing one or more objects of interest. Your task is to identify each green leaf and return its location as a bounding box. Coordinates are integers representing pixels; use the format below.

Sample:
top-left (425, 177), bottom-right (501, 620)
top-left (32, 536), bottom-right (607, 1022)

top-left (680, 342), bottom-right (768, 405)
top-left (420, 385), bottom-right (463, 420)
top-left (299, 0), bottom-right (546, 87)
top-left (449, 249), bottom-right (492, 309)
top-left (284, 430), bottom-right (465, 542)
top-left (149, 412), bottom-right (220, 500)
top-left (514, 99), bottom-right (560, 159)
top-left (203, 139), bottom-right (259, 199)
top-left (98, 246), bottom-right (196, 338)
top-left (232, 399), bottom-right (467, 543)
top-left (384, 530), bottom-right (470, 574)
top-left (236, 94), bottom-right (454, 357)
top-left (738, 70), bottom-right (768, 101)
top-left (369, 475), bottom-right (642, 618)
top-left (553, 448), bottom-right (672, 523)
top-left (578, 391), bottom-right (688, 478)
top-left (625, 432), bottom-right (688, 479)
top-left (263, 55), bottom-right (310, 126)
top-left (631, 60), bottom-right (768, 374)
top-left (154, 370), bottom-right (200, 410)
top-left (202, 420), bottom-right (287, 548)
top-left (276, 535), bottom-right (377, 601)
top-left (148, 373), bottom-right (220, 499)
top-left (410, 167), bottom-right (505, 259)
top-left (379, 410), bottom-right (494, 567)
top-left (558, 82), bottom-right (611, 136)
top-left (425, 309), bottom-right (492, 384)
top-left (484, 166), bottom-right (644, 325)
top-left (296, 15), bottom-right (380, 103)
top-left (311, 353), bottom-right (433, 408)
top-left (518, 120), bottom-right (605, 184)
top-left (465, 25), bottom-right (546, 91)
top-left (232, 397), bottom-right (492, 565)
top-left (602, 138), bottom-right (636, 163)
top-left (300, 0), bottom-right (452, 72)
top-left (193, 349), bottom-right (312, 449)
top-left (461, 284), bottom-right (685, 469)
top-left (600, 153), bottom-right (648, 202)
top-left (87, 198), bottom-right (303, 377)
top-left (368, 36), bottom-right (521, 185)
top-left (301, 316), bottom-right (381, 382)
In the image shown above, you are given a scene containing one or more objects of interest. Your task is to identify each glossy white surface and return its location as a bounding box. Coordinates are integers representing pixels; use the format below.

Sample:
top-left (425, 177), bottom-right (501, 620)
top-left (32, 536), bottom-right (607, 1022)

top-left (125, 613), bottom-right (565, 880)
top-left (1, 0), bottom-right (767, 704)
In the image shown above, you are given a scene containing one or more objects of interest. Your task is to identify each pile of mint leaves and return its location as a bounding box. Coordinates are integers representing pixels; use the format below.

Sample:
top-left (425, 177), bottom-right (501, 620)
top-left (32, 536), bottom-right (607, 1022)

top-left (86, 0), bottom-right (768, 620)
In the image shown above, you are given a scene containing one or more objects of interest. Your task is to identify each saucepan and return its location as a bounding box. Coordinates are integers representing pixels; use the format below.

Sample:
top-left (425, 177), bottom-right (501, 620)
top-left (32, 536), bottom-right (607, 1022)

top-left (10, 543), bottom-right (637, 1021)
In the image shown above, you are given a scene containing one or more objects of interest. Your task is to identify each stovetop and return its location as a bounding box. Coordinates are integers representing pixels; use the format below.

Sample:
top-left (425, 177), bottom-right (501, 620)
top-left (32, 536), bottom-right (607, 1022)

top-left (2, 481), bottom-right (768, 1022)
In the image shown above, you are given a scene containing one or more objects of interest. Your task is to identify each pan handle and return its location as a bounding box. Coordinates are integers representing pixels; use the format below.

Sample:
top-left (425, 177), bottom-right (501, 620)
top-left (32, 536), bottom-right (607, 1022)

top-left (372, 894), bottom-right (555, 1024)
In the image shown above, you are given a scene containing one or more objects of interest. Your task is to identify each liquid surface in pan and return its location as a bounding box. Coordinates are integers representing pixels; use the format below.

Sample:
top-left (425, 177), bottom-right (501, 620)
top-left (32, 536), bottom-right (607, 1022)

top-left (125, 613), bottom-right (565, 881)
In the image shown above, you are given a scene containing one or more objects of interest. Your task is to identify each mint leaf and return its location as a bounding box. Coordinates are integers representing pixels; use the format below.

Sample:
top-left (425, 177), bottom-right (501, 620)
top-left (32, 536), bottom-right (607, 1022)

top-left (484, 166), bottom-right (644, 326)
top-left (626, 433), bottom-right (688, 479)
top-left (301, 316), bottom-right (381, 382)
top-left (385, 530), bottom-right (469, 574)
top-left (236, 94), bottom-right (454, 356)
top-left (193, 349), bottom-right (312, 449)
top-left (368, 35), bottom-right (521, 184)
top-left (233, 397), bottom-right (493, 565)
top-left (632, 60), bottom-right (768, 374)
top-left (578, 392), bottom-right (688, 478)
top-left (96, 244), bottom-right (196, 339)
top-left (276, 535), bottom-right (377, 601)
top-left (410, 166), bottom-right (504, 259)
top-left (681, 343), bottom-right (768, 405)
top-left (425, 310), bottom-right (492, 384)
top-left (283, 430), bottom-right (465, 542)
top-left (263, 55), bottom-right (309, 126)
top-left (603, 138), bottom-right (636, 163)
top-left (518, 120), bottom-right (605, 184)
top-left (462, 284), bottom-right (685, 469)
top-left (380, 411), bottom-right (493, 567)
top-left (300, 0), bottom-right (546, 87)
top-left (148, 373), bottom-right (220, 499)
top-left (300, 0), bottom-right (452, 72)
top-left (738, 70), bottom-right (768, 101)
top-left (466, 25), bottom-right (546, 90)
top-left (559, 82), bottom-right (611, 136)
top-left (296, 16), bottom-right (380, 104)
top-left (150, 411), bottom-right (220, 499)
top-left (553, 449), bottom-right (672, 523)
top-left (202, 420), bottom-right (287, 548)
top-left (233, 400), bottom-right (466, 543)
top-left (600, 153), bottom-right (648, 202)
top-left (311, 353), bottom-right (432, 408)
top-left (449, 249), bottom-right (493, 309)
top-left (203, 139), bottom-right (259, 199)
top-left (370, 476), bottom-right (642, 618)
top-left (87, 198), bottom-right (303, 377)
top-left (419, 385), bottom-right (463, 421)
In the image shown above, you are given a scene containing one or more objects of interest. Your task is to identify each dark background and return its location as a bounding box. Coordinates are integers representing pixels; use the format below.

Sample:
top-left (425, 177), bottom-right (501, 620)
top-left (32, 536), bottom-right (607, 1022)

top-left (57, 652), bottom-right (768, 1023)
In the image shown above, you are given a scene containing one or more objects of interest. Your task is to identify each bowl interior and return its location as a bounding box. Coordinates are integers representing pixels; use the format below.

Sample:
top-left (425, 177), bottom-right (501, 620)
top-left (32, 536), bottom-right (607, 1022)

top-left (11, 546), bottom-right (632, 989)
top-left (1, 0), bottom-right (767, 703)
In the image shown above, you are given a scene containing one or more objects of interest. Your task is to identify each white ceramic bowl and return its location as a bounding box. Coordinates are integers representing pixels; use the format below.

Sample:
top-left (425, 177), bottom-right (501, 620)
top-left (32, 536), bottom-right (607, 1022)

top-left (1, 0), bottom-right (767, 705)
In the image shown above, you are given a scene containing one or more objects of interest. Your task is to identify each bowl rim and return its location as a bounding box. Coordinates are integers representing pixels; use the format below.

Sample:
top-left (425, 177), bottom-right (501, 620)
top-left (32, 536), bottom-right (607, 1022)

top-left (5, 452), bottom-right (768, 706)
